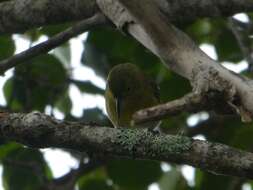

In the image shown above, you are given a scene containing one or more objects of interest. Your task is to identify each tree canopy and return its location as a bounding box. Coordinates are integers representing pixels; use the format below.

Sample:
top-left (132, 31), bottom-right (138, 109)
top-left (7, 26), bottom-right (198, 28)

top-left (0, 0), bottom-right (253, 190)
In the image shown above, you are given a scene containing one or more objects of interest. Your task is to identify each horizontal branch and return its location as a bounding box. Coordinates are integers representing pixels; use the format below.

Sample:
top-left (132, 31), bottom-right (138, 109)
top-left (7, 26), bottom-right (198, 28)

top-left (0, 0), bottom-right (97, 34)
top-left (1, 0), bottom-right (253, 34)
top-left (133, 92), bottom-right (236, 125)
top-left (133, 93), bottom-right (205, 124)
top-left (0, 13), bottom-right (106, 74)
top-left (0, 111), bottom-right (253, 179)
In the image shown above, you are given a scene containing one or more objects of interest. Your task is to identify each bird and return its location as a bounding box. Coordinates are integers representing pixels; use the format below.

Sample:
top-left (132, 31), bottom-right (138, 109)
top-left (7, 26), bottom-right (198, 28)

top-left (105, 63), bottom-right (160, 128)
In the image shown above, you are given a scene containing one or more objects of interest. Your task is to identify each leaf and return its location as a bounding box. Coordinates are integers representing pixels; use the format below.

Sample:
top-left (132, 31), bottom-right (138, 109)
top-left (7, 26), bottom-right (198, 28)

top-left (82, 27), bottom-right (160, 79)
top-left (79, 179), bottom-right (113, 190)
top-left (39, 23), bottom-right (71, 37)
top-left (4, 54), bottom-right (68, 111)
top-left (158, 168), bottom-right (188, 190)
top-left (55, 89), bottom-right (72, 114)
top-left (0, 143), bottom-right (21, 161)
top-left (107, 159), bottom-right (162, 189)
top-left (2, 147), bottom-right (52, 190)
top-left (72, 80), bottom-right (104, 95)
top-left (159, 69), bottom-right (191, 102)
top-left (186, 19), bottom-right (214, 44)
top-left (196, 172), bottom-right (232, 190)
top-left (78, 167), bottom-right (113, 190)
top-left (0, 35), bottom-right (15, 60)
top-left (215, 27), bottom-right (242, 62)
top-left (3, 78), bottom-right (23, 110)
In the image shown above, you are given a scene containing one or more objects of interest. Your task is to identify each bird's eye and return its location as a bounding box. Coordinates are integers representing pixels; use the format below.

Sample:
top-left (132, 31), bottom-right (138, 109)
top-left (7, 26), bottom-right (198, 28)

top-left (127, 87), bottom-right (130, 91)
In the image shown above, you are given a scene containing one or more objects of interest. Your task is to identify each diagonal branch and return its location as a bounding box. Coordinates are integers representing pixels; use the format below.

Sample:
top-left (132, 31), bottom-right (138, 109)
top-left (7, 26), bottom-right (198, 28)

top-left (97, 0), bottom-right (253, 122)
top-left (0, 111), bottom-right (253, 179)
top-left (0, 13), bottom-right (107, 74)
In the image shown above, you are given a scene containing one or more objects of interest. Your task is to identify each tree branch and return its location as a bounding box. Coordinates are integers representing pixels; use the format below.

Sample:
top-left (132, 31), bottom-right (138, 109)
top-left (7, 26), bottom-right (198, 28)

top-left (0, 111), bottom-right (253, 179)
top-left (133, 93), bottom-right (236, 125)
top-left (1, 0), bottom-right (253, 34)
top-left (0, 13), bottom-right (106, 74)
top-left (133, 93), bottom-right (204, 124)
top-left (0, 0), bottom-right (98, 34)
top-left (97, 0), bottom-right (253, 122)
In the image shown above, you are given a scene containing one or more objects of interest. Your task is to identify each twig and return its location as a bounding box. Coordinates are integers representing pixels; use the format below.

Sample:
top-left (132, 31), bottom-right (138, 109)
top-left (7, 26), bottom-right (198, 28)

top-left (133, 93), bottom-right (205, 125)
top-left (0, 13), bottom-right (107, 74)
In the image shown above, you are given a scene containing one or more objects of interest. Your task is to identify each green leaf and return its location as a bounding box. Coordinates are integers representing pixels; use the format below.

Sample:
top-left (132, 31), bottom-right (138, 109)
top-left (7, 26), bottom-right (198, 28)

top-left (159, 168), bottom-right (188, 190)
top-left (39, 23), bottom-right (71, 37)
top-left (187, 18), bottom-right (243, 62)
top-left (159, 70), bottom-right (191, 101)
top-left (78, 167), bottom-right (113, 190)
top-left (79, 179), bottom-right (113, 190)
top-left (196, 172), bottom-right (232, 190)
top-left (0, 143), bottom-right (21, 161)
top-left (82, 27), bottom-right (160, 79)
top-left (72, 80), bottom-right (104, 95)
top-left (0, 35), bottom-right (15, 60)
top-left (4, 54), bottom-right (68, 111)
top-left (186, 19), bottom-right (214, 44)
top-left (3, 78), bottom-right (23, 110)
top-left (2, 147), bottom-right (52, 190)
top-left (55, 89), bottom-right (72, 114)
top-left (215, 27), bottom-right (242, 62)
top-left (107, 159), bottom-right (162, 189)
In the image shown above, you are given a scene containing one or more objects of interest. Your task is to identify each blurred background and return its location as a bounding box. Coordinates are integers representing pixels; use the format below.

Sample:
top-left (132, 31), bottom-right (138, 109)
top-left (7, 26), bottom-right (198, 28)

top-left (0, 10), bottom-right (252, 190)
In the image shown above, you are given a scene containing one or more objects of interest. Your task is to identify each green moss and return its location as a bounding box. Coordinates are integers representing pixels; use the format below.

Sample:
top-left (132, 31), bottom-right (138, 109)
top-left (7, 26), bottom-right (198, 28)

top-left (115, 128), bottom-right (145, 154)
top-left (115, 128), bottom-right (192, 158)
top-left (151, 135), bottom-right (192, 156)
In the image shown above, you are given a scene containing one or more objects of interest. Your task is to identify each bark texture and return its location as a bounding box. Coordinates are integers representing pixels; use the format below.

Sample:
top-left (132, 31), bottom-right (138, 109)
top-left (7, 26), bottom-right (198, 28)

top-left (0, 112), bottom-right (253, 179)
top-left (0, 0), bottom-right (253, 34)
top-left (97, 0), bottom-right (253, 122)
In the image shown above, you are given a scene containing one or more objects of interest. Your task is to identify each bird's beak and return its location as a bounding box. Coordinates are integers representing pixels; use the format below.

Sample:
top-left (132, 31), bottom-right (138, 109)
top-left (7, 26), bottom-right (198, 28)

top-left (116, 97), bottom-right (121, 119)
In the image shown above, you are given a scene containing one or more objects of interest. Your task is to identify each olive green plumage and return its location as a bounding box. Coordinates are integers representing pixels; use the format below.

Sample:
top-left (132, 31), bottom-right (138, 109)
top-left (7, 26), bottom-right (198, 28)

top-left (105, 63), bottom-right (159, 128)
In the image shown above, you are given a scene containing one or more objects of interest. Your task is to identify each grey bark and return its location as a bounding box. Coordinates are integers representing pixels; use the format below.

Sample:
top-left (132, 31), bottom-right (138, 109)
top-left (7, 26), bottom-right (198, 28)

top-left (97, 0), bottom-right (253, 122)
top-left (0, 0), bottom-right (253, 34)
top-left (0, 111), bottom-right (253, 179)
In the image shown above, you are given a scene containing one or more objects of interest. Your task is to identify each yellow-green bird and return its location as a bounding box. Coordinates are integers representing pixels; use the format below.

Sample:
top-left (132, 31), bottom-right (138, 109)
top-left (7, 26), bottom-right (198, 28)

top-left (105, 63), bottom-right (160, 128)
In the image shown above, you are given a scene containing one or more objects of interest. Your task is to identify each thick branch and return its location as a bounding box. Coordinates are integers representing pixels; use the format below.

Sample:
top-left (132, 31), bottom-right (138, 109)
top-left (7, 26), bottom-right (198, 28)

top-left (97, 0), bottom-right (253, 122)
top-left (0, 0), bottom-right (98, 34)
top-left (1, 112), bottom-right (253, 179)
top-left (1, 0), bottom-right (253, 34)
